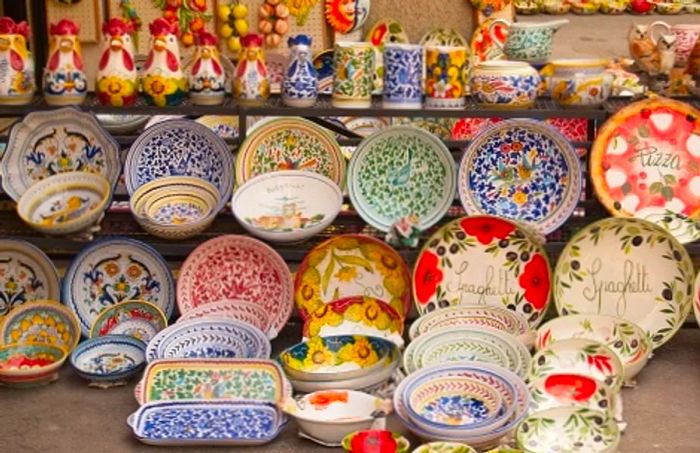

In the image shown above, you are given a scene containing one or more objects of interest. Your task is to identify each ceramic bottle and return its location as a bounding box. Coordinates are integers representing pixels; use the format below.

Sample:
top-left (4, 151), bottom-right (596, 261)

top-left (140, 18), bottom-right (187, 107)
top-left (43, 19), bottom-right (87, 105)
top-left (189, 31), bottom-right (225, 106)
top-left (0, 17), bottom-right (34, 105)
top-left (96, 18), bottom-right (137, 107)
top-left (282, 34), bottom-right (318, 108)
top-left (233, 33), bottom-right (270, 106)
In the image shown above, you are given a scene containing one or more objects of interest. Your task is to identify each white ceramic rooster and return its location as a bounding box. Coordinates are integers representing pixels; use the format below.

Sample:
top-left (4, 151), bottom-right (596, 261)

top-left (189, 31), bottom-right (225, 105)
top-left (140, 18), bottom-right (187, 107)
top-left (96, 17), bottom-right (137, 107)
top-left (0, 17), bottom-right (34, 105)
top-left (43, 19), bottom-right (87, 105)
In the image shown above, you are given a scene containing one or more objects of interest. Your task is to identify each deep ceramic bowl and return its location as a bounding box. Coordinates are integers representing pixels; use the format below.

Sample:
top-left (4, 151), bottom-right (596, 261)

top-left (470, 61), bottom-right (541, 108)
top-left (232, 170), bottom-right (343, 243)
top-left (342, 430), bottom-right (410, 453)
top-left (70, 335), bottom-right (146, 383)
top-left (412, 442), bottom-right (477, 453)
top-left (0, 343), bottom-right (67, 387)
top-left (548, 59), bottom-right (612, 107)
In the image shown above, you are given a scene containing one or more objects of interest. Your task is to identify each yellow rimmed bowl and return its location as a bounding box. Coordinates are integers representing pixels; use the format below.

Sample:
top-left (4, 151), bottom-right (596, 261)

top-left (0, 343), bottom-right (67, 388)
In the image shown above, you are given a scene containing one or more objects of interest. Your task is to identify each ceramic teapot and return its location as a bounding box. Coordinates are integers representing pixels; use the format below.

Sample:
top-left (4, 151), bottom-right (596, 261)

top-left (0, 17), bottom-right (34, 105)
top-left (96, 18), bottom-right (137, 107)
top-left (489, 19), bottom-right (568, 64)
top-left (43, 19), bottom-right (87, 105)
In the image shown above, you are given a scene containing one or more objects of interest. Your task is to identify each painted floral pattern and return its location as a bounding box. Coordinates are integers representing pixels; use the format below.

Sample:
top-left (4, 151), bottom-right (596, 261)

top-left (151, 201), bottom-right (206, 225)
top-left (1, 303), bottom-right (79, 353)
top-left (333, 43), bottom-right (374, 101)
top-left (303, 296), bottom-right (403, 338)
top-left (530, 373), bottom-right (614, 416)
top-left (0, 245), bottom-right (58, 316)
top-left (280, 335), bottom-right (387, 372)
top-left (91, 301), bottom-right (166, 341)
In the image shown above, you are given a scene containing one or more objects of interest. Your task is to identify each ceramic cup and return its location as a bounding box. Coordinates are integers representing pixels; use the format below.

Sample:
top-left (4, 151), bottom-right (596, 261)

top-left (425, 45), bottom-right (468, 109)
top-left (382, 43), bottom-right (423, 109)
top-left (489, 19), bottom-right (568, 64)
top-left (470, 60), bottom-right (541, 108)
top-left (548, 59), bottom-right (613, 107)
top-left (670, 24), bottom-right (700, 67)
top-left (332, 41), bottom-right (375, 109)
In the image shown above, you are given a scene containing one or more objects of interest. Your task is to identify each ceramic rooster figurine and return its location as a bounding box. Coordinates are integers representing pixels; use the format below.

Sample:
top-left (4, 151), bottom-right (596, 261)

top-left (140, 18), bottom-right (187, 107)
top-left (43, 19), bottom-right (87, 105)
top-left (233, 33), bottom-right (269, 106)
top-left (96, 18), bottom-right (137, 107)
top-left (189, 31), bottom-right (225, 106)
top-left (0, 17), bottom-right (34, 105)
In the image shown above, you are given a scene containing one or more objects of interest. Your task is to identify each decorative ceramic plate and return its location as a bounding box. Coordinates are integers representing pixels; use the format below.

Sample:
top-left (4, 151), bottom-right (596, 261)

top-left (0, 107), bottom-right (120, 202)
top-left (89, 300), bottom-right (168, 342)
top-left (195, 116), bottom-right (239, 139)
top-left (553, 217), bottom-right (694, 349)
top-left (348, 126), bottom-right (456, 232)
top-left (546, 117), bottom-right (588, 142)
top-left (366, 19), bottom-right (410, 93)
top-left (590, 98), bottom-right (700, 243)
top-left (470, 19), bottom-right (507, 67)
top-left (295, 234), bottom-right (412, 320)
top-left (265, 51), bottom-right (289, 94)
top-left (458, 119), bottom-right (582, 235)
top-left (0, 300), bottom-right (80, 353)
top-left (235, 117), bottom-right (345, 188)
top-left (0, 239), bottom-right (60, 317)
top-left (176, 235), bottom-right (293, 336)
top-left (413, 216), bottom-right (552, 327)
top-left (124, 119), bottom-right (234, 213)
top-left (419, 29), bottom-right (468, 47)
top-left (452, 118), bottom-right (503, 140)
top-left (528, 373), bottom-right (615, 418)
top-left (177, 299), bottom-right (273, 339)
top-left (313, 49), bottom-right (334, 95)
top-left (339, 117), bottom-right (391, 160)
top-left (395, 117), bottom-right (456, 140)
top-left (62, 238), bottom-right (176, 336)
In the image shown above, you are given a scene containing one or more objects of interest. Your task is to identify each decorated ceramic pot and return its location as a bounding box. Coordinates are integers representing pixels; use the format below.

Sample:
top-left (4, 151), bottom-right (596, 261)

top-left (325, 0), bottom-right (371, 34)
top-left (282, 34), bottom-right (318, 108)
top-left (140, 18), bottom-right (187, 107)
top-left (342, 430), bottom-right (410, 453)
top-left (333, 41), bottom-right (375, 109)
top-left (0, 343), bottom-right (67, 388)
top-left (188, 31), bottom-right (225, 106)
top-left (382, 43), bottom-right (423, 109)
top-left (43, 19), bottom-right (87, 105)
top-left (0, 17), bottom-right (35, 105)
top-left (471, 61), bottom-right (540, 108)
top-left (528, 373), bottom-right (616, 419)
top-left (96, 18), bottom-right (137, 107)
top-left (425, 46), bottom-right (468, 109)
top-left (234, 33), bottom-right (269, 105)
top-left (548, 59), bottom-right (613, 107)
top-left (489, 19), bottom-right (568, 64)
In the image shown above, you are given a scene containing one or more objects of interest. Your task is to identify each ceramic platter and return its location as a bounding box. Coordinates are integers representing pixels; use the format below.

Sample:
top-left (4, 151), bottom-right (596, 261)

top-left (554, 217), bottom-right (694, 349)
top-left (413, 216), bottom-right (552, 327)
top-left (62, 238), bottom-right (176, 336)
top-left (0, 239), bottom-right (60, 317)
top-left (313, 49), bottom-right (334, 95)
top-left (89, 300), bottom-right (168, 342)
top-left (458, 119), bottom-right (582, 235)
top-left (195, 116), bottom-right (239, 139)
top-left (0, 107), bottom-right (120, 202)
top-left (235, 117), bottom-right (345, 188)
top-left (0, 300), bottom-right (80, 353)
top-left (348, 126), bottom-right (456, 232)
top-left (590, 98), bottom-right (700, 243)
top-left (176, 235), bottom-right (293, 336)
top-left (470, 19), bottom-right (507, 66)
top-left (295, 234), bottom-right (412, 320)
top-left (124, 119), bottom-right (234, 213)
top-left (365, 19), bottom-right (410, 92)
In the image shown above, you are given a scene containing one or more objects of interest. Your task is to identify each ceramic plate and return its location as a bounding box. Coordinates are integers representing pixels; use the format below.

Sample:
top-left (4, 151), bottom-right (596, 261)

top-left (313, 49), bottom-right (334, 95)
top-left (348, 126), bottom-right (456, 232)
top-left (546, 118), bottom-right (588, 142)
top-left (195, 116), bottom-right (239, 139)
top-left (89, 300), bottom-right (168, 342)
top-left (419, 29), bottom-right (468, 47)
top-left (338, 117), bottom-right (391, 160)
top-left (366, 19), bottom-right (410, 93)
top-left (470, 19), bottom-right (507, 67)
top-left (0, 239), bottom-right (60, 317)
top-left (265, 51), bottom-right (289, 94)
top-left (528, 374), bottom-right (615, 418)
top-left (176, 235), bottom-right (293, 336)
top-left (1, 107), bottom-right (120, 202)
top-left (0, 300), bottom-right (80, 353)
top-left (235, 117), bottom-right (345, 188)
top-left (553, 217), bottom-right (694, 349)
top-left (62, 238), bottom-right (176, 336)
top-left (413, 216), bottom-right (552, 327)
top-left (458, 119), bottom-right (582, 235)
top-left (177, 299), bottom-right (273, 339)
top-left (451, 118), bottom-right (502, 140)
top-left (295, 234), bottom-right (412, 320)
top-left (590, 98), bottom-right (700, 243)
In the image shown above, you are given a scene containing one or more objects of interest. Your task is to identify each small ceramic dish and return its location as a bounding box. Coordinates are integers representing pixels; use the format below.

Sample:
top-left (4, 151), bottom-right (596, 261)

top-left (70, 335), bottom-right (146, 387)
top-left (89, 300), bottom-right (168, 342)
top-left (342, 430), bottom-right (410, 453)
top-left (177, 299), bottom-right (274, 339)
top-left (0, 343), bottom-right (67, 387)
top-left (232, 170), bottom-right (343, 243)
top-left (528, 373), bottom-right (616, 420)
top-left (16, 172), bottom-right (111, 237)
top-left (0, 300), bottom-right (81, 354)
top-left (413, 442), bottom-right (477, 453)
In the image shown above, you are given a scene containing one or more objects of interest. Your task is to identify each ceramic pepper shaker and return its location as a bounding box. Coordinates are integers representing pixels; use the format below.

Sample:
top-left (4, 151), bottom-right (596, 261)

top-left (140, 18), bottom-right (187, 107)
top-left (43, 19), bottom-right (87, 105)
top-left (282, 34), bottom-right (318, 108)
top-left (96, 18), bottom-right (137, 107)
top-left (0, 17), bottom-right (35, 105)
top-left (233, 33), bottom-right (270, 106)
top-left (189, 31), bottom-right (225, 106)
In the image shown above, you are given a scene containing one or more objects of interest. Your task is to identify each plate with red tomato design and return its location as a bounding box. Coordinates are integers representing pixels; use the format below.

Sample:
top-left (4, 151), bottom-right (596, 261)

top-left (412, 216), bottom-right (552, 327)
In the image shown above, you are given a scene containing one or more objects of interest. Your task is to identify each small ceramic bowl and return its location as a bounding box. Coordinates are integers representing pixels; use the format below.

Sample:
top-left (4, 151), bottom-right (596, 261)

top-left (528, 373), bottom-right (616, 419)
top-left (287, 359), bottom-right (399, 393)
top-left (342, 430), bottom-right (410, 453)
top-left (17, 172), bottom-right (112, 237)
top-left (0, 343), bottom-right (67, 387)
top-left (413, 442), bottom-right (477, 453)
top-left (70, 335), bottom-right (146, 386)
top-left (89, 299), bottom-right (168, 342)
top-left (232, 170), bottom-right (343, 243)
top-left (548, 59), bottom-right (613, 107)
top-left (470, 61), bottom-right (541, 108)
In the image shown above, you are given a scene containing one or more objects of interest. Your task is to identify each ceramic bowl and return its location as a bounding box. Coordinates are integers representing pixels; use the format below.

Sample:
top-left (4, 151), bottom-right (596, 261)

top-left (342, 430), bottom-right (410, 453)
top-left (528, 373), bottom-right (616, 419)
top-left (656, 2), bottom-right (684, 13)
top-left (287, 359), bottom-right (399, 393)
top-left (177, 299), bottom-right (274, 339)
top-left (232, 170), bottom-right (343, 243)
top-left (516, 407), bottom-right (620, 453)
top-left (548, 59), bottom-right (612, 107)
top-left (16, 172), bottom-right (111, 237)
top-left (96, 114), bottom-right (149, 135)
top-left (90, 300), bottom-right (168, 342)
top-left (0, 343), bottom-right (67, 387)
top-left (470, 61), bottom-right (541, 108)
top-left (282, 390), bottom-right (392, 445)
top-left (70, 335), bottom-right (146, 385)
top-left (0, 300), bottom-right (81, 354)
top-left (412, 442), bottom-right (477, 453)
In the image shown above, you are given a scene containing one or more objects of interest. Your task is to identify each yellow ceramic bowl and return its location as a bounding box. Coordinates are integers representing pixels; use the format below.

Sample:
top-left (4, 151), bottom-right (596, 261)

top-left (0, 343), bottom-right (67, 387)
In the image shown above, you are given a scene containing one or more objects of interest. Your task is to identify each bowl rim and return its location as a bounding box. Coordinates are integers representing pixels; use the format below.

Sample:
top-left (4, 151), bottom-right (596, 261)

top-left (0, 342), bottom-right (68, 377)
top-left (283, 389), bottom-right (385, 424)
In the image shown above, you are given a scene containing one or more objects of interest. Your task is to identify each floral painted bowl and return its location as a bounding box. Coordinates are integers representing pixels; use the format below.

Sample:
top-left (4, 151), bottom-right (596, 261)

top-left (70, 335), bottom-right (146, 387)
top-left (413, 442), bottom-right (478, 453)
top-left (342, 430), bottom-right (410, 453)
top-left (89, 300), bottom-right (168, 342)
top-left (0, 300), bottom-right (81, 354)
top-left (0, 343), bottom-right (67, 387)
top-left (231, 170), bottom-right (343, 243)
top-left (528, 373), bottom-right (616, 420)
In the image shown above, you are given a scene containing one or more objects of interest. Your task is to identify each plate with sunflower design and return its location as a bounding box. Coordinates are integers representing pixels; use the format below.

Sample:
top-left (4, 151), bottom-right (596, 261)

top-left (412, 216), bottom-right (552, 327)
top-left (458, 119), bottom-right (582, 235)
top-left (295, 235), bottom-right (412, 321)
top-left (0, 300), bottom-right (80, 353)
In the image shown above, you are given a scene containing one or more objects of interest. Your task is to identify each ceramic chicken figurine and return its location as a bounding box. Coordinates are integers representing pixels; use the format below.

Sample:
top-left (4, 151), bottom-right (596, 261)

top-left (43, 19), bottom-right (87, 105)
top-left (189, 31), bottom-right (225, 106)
top-left (233, 33), bottom-right (269, 106)
top-left (140, 18), bottom-right (187, 107)
top-left (0, 17), bottom-right (34, 105)
top-left (96, 18), bottom-right (137, 107)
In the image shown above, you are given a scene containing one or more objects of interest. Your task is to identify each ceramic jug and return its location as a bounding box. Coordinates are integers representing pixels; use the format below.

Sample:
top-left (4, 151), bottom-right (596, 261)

top-left (0, 17), bottom-right (35, 105)
top-left (332, 41), bottom-right (374, 109)
top-left (470, 60), bottom-right (540, 108)
top-left (189, 31), bottom-right (225, 106)
top-left (282, 34), bottom-right (318, 108)
top-left (489, 19), bottom-right (568, 64)
top-left (43, 19), bottom-right (87, 105)
top-left (649, 23), bottom-right (700, 67)
top-left (140, 18), bottom-right (187, 107)
top-left (96, 18), bottom-right (137, 107)
top-left (382, 43), bottom-right (423, 109)
top-left (425, 45), bottom-right (468, 109)
top-left (233, 33), bottom-right (270, 106)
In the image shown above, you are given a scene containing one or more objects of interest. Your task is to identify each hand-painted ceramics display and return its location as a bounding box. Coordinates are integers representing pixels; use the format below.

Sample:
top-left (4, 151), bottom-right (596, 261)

top-left (489, 19), bottom-right (568, 64)
top-left (62, 238), bottom-right (175, 336)
top-left (553, 217), bottom-right (694, 349)
top-left (0, 239), bottom-right (60, 317)
top-left (0, 300), bottom-right (80, 353)
top-left (0, 343), bottom-right (67, 387)
top-left (140, 18), bottom-right (187, 107)
top-left (342, 430), bottom-right (410, 453)
top-left (548, 59), bottom-right (613, 107)
top-left (366, 19), bottom-right (410, 95)
top-left (470, 61), bottom-right (540, 108)
top-left (0, 17), bottom-right (35, 105)
top-left (470, 19), bottom-right (507, 68)
top-left (325, 0), bottom-right (370, 34)
top-left (425, 46), bottom-right (468, 109)
top-left (96, 18), bottom-right (137, 107)
top-left (282, 34), bottom-right (318, 108)
top-left (528, 374), bottom-right (616, 419)
top-left (413, 216), bottom-right (552, 327)
top-left (234, 34), bottom-right (270, 106)
top-left (0, 108), bottom-right (120, 202)
top-left (177, 299), bottom-right (274, 339)
top-left (295, 234), bottom-right (411, 320)
top-left (313, 49), bottom-right (334, 94)
top-left (348, 126), bottom-right (456, 232)
top-left (589, 98), bottom-right (700, 244)
top-left (332, 42), bottom-right (375, 109)
top-left (457, 119), bottom-right (582, 235)
top-left (382, 44), bottom-right (423, 109)
top-left (70, 335), bottom-right (146, 386)
top-left (43, 19), bottom-right (87, 105)
top-left (188, 31), bottom-right (225, 106)
top-left (452, 118), bottom-right (503, 140)
top-left (176, 235), bottom-right (293, 336)
top-left (89, 300), bottom-right (167, 342)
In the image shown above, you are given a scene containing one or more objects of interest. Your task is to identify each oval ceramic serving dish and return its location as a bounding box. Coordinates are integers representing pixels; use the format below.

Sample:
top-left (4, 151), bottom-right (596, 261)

top-left (0, 343), bottom-right (67, 387)
top-left (70, 335), bottom-right (146, 383)
top-left (528, 373), bottom-right (616, 419)
top-left (177, 299), bottom-right (274, 339)
top-left (89, 300), bottom-right (168, 342)
top-left (0, 300), bottom-right (81, 354)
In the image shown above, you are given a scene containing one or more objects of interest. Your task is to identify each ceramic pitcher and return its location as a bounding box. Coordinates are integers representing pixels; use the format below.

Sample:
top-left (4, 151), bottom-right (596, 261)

top-left (43, 19), bottom-right (87, 106)
top-left (489, 19), bottom-right (568, 64)
top-left (382, 43), bottom-right (423, 109)
top-left (140, 18), bottom-right (187, 107)
top-left (234, 33), bottom-right (270, 106)
top-left (650, 22), bottom-right (700, 67)
top-left (96, 18), bottom-right (137, 107)
top-left (425, 45), bottom-right (468, 109)
top-left (282, 34), bottom-right (318, 108)
top-left (0, 17), bottom-right (34, 105)
top-left (189, 31), bottom-right (226, 106)
top-left (332, 41), bottom-right (374, 109)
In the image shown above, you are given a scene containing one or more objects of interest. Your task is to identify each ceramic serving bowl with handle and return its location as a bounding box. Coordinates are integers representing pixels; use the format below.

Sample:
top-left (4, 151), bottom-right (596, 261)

top-left (0, 343), bottom-right (67, 387)
top-left (70, 335), bottom-right (147, 386)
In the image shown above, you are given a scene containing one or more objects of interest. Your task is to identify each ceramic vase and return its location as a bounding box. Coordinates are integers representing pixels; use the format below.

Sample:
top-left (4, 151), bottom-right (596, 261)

top-left (382, 43), bottom-right (423, 109)
top-left (332, 41), bottom-right (374, 109)
top-left (282, 34), bottom-right (318, 108)
top-left (0, 17), bottom-right (35, 105)
top-left (233, 33), bottom-right (270, 106)
top-left (189, 31), bottom-right (225, 106)
top-left (96, 18), bottom-right (137, 107)
top-left (425, 45), bottom-right (467, 109)
top-left (489, 19), bottom-right (568, 64)
top-left (140, 18), bottom-right (187, 107)
top-left (43, 19), bottom-right (87, 106)
top-left (548, 59), bottom-right (613, 107)
top-left (471, 60), bottom-right (540, 108)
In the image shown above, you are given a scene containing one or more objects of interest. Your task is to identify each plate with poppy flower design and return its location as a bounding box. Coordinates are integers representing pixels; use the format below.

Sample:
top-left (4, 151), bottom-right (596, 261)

top-left (458, 119), bottom-right (582, 235)
top-left (412, 216), bottom-right (552, 327)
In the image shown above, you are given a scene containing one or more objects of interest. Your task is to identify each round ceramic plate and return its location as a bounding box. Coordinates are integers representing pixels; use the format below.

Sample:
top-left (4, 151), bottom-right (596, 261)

top-left (419, 28), bottom-right (468, 47)
top-left (452, 118), bottom-right (502, 140)
top-left (295, 234), bottom-right (412, 320)
top-left (348, 126), bottom-right (456, 232)
top-left (395, 117), bottom-right (455, 140)
top-left (124, 119), bottom-right (234, 213)
top-left (470, 19), bottom-right (507, 67)
top-left (195, 116), bottom-right (239, 139)
top-left (458, 119), bottom-right (582, 235)
top-left (528, 374), bottom-right (616, 418)
top-left (366, 19), bottom-right (410, 93)
top-left (554, 217), bottom-right (694, 349)
top-left (235, 117), bottom-right (345, 188)
top-left (0, 239), bottom-right (60, 317)
top-left (176, 235), bottom-right (293, 336)
top-left (546, 118), bottom-right (589, 142)
top-left (313, 49), bottom-right (334, 95)
top-left (0, 300), bottom-right (80, 353)
top-left (89, 300), bottom-right (168, 342)
top-left (590, 98), bottom-right (700, 243)
top-left (62, 238), bottom-right (176, 336)
top-left (413, 216), bottom-right (552, 327)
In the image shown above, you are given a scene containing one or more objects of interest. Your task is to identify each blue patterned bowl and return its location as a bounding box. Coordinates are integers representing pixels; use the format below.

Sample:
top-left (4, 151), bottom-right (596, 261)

top-left (70, 335), bottom-right (146, 384)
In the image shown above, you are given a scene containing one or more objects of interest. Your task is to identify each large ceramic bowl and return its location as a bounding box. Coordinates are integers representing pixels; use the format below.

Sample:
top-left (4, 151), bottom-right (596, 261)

top-left (232, 170), bottom-right (343, 243)
top-left (342, 430), bottom-right (410, 453)
top-left (528, 373), bottom-right (616, 420)
top-left (70, 335), bottom-right (146, 385)
top-left (412, 442), bottom-right (477, 453)
top-left (0, 343), bottom-right (67, 387)
top-left (548, 59), bottom-right (612, 107)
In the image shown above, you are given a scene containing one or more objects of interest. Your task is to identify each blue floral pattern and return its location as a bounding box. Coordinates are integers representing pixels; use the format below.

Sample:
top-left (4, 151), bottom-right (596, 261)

top-left (283, 36), bottom-right (318, 102)
top-left (471, 74), bottom-right (539, 106)
top-left (383, 46), bottom-right (423, 106)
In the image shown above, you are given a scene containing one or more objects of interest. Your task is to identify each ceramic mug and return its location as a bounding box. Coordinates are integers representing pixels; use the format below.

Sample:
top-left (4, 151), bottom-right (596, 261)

top-left (425, 45), bottom-right (468, 109)
top-left (548, 59), bottom-right (613, 107)
top-left (489, 19), bottom-right (568, 64)
top-left (470, 60), bottom-right (541, 108)
top-left (332, 41), bottom-right (375, 109)
top-left (382, 43), bottom-right (423, 109)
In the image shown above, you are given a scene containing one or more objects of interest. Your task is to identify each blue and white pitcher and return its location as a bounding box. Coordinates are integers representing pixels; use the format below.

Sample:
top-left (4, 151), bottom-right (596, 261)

top-left (282, 34), bottom-right (318, 108)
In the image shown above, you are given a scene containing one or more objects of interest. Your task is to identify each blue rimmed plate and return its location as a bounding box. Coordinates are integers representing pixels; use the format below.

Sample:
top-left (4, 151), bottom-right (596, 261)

top-left (70, 335), bottom-right (146, 384)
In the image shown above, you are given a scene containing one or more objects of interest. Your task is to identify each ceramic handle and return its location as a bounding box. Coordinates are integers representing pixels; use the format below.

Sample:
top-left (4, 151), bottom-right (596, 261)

top-left (489, 19), bottom-right (510, 51)
top-left (648, 21), bottom-right (671, 46)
